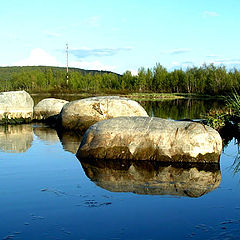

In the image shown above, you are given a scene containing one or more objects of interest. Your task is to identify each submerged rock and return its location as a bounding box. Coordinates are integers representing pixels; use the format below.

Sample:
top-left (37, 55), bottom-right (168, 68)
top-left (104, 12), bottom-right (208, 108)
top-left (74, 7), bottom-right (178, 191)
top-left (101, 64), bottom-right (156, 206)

top-left (59, 96), bottom-right (148, 132)
top-left (33, 98), bottom-right (69, 121)
top-left (0, 90), bottom-right (34, 124)
top-left (79, 158), bottom-right (221, 197)
top-left (77, 116), bottom-right (222, 163)
top-left (0, 124), bottom-right (33, 153)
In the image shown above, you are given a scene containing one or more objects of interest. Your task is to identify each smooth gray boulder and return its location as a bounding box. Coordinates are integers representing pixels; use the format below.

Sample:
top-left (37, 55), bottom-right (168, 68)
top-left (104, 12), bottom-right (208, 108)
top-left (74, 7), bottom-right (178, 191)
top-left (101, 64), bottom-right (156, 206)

top-left (77, 117), bottom-right (222, 163)
top-left (79, 159), bottom-right (221, 197)
top-left (0, 124), bottom-right (33, 153)
top-left (0, 90), bottom-right (34, 123)
top-left (33, 98), bottom-right (69, 121)
top-left (59, 96), bottom-right (148, 132)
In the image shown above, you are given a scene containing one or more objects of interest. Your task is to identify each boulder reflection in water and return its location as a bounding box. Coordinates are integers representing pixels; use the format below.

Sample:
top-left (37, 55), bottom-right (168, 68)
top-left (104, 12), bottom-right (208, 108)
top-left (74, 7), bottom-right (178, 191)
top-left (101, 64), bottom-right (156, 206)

top-left (57, 130), bottom-right (83, 154)
top-left (0, 124), bottom-right (33, 153)
top-left (33, 125), bottom-right (59, 144)
top-left (78, 158), bottom-right (221, 198)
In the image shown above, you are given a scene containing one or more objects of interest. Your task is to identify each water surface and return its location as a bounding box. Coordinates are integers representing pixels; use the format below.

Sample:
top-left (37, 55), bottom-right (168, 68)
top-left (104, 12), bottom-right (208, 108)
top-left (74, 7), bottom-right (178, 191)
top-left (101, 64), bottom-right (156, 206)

top-left (0, 100), bottom-right (239, 240)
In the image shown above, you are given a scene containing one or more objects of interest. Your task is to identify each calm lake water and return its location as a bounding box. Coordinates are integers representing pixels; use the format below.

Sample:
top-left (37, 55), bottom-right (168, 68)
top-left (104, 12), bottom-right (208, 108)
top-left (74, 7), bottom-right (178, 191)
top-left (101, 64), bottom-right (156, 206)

top-left (1, 98), bottom-right (240, 240)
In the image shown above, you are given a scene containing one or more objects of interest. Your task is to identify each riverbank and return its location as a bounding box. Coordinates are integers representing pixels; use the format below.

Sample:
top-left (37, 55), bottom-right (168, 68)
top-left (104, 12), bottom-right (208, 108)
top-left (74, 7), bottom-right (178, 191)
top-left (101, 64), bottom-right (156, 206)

top-left (30, 91), bottom-right (225, 104)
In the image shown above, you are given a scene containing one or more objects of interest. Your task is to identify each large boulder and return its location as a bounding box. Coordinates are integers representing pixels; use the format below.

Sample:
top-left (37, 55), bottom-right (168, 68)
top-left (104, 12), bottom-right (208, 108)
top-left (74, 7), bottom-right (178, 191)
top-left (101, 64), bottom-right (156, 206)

top-left (33, 98), bottom-right (69, 121)
top-left (77, 117), bottom-right (223, 163)
top-left (0, 90), bottom-right (34, 124)
top-left (59, 96), bottom-right (148, 132)
top-left (79, 159), bottom-right (221, 197)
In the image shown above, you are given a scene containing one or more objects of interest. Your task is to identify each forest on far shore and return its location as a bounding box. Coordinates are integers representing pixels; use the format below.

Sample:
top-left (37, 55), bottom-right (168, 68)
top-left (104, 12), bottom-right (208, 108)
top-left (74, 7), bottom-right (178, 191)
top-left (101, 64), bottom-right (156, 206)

top-left (0, 63), bottom-right (240, 95)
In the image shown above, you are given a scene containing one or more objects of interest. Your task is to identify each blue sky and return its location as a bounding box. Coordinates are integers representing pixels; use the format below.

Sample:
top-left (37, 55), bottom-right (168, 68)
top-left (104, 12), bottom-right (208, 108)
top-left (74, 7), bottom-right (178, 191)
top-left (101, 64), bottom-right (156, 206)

top-left (1, 0), bottom-right (240, 74)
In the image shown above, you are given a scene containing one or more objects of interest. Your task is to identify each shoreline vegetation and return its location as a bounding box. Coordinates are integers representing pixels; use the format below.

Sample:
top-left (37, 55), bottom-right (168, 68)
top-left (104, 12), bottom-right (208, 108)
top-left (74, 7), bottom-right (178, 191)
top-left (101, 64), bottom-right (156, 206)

top-left (0, 63), bottom-right (239, 97)
top-left (204, 92), bottom-right (240, 140)
top-left (30, 92), bottom-right (220, 101)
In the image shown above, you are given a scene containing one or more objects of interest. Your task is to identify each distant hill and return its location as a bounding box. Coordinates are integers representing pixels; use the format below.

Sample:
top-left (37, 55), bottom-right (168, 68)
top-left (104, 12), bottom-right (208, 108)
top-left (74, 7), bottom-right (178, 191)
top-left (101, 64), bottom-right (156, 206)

top-left (0, 66), bottom-right (120, 82)
top-left (0, 65), bottom-right (123, 93)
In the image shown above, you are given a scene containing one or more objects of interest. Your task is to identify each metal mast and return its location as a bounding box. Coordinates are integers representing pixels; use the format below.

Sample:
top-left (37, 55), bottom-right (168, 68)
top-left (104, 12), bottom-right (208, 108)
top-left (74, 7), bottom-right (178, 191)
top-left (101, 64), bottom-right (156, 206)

top-left (66, 43), bottom-right (69, 85)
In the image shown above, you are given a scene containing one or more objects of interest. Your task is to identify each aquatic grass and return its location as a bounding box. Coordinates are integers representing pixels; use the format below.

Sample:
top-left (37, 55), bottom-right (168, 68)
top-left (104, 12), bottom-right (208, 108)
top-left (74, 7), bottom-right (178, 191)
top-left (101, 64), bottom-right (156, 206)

top-left (124, 92), bottom-right (185, 101)
top-left (204, 91), bottom-right (240, 131)
top-left (226, 90), bottom-right (240, 118)
top-left (203, 108), bottom-right (231, 131)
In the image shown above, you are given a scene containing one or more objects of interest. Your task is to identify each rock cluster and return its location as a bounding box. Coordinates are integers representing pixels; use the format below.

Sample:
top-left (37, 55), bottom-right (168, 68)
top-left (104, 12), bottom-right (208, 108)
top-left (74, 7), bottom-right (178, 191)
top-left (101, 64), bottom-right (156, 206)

top-left (0, 90), bottom-right (223, 163)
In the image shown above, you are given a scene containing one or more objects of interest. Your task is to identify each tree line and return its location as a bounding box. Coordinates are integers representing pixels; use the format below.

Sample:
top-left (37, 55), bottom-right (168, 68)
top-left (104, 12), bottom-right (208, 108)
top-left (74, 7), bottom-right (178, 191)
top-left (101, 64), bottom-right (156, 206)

top-left (0, 64), bottom-right (240, 95)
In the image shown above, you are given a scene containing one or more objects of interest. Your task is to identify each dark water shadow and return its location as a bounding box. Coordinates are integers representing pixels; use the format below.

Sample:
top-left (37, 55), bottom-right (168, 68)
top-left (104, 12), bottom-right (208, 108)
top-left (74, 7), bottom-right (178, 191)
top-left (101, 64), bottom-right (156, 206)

top-left (78, 158), bottom-right (221, 198)
top-left (219, 123), bottom-right (240, 148)
top-left (0, 124), bottom-right (33, 153)
top-left (140, 99), bottom-right (225, 120)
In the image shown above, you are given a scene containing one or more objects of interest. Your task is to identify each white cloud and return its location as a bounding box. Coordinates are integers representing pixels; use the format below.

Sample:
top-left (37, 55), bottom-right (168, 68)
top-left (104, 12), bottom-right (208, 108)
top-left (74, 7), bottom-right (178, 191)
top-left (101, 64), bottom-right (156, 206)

top-left (203, 11), bottom-right (219, 17)
top-left (206, 58), bottom-right (240, 65)
top-left (11, 48), bottom-right (119, 72)
top-left (160, 48), bottom-right (191, 55)
top-left (169, 48), bottom-right (191, 55)
top-left (169, 61), bottom-right (194, 70)
top-left (206, 54), bottom-right (220, 58)
top-left (70, 47), bottom-right (133, 58)
top-left (170, 61), bottom-right (180, 66)
top-left (70, 60), bottom-right (117, 72)
top-left (13, 48), bottom-right (61, 66)
top-left (168, 58), bottom-right (240, 71)
top-left (130, 69), bottom-right (138, 76)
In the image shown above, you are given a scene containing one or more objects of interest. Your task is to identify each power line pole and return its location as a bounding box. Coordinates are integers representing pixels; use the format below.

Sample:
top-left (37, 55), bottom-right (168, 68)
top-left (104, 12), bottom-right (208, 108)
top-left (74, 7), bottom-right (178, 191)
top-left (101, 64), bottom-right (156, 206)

top-left (66, 43), bottom-right (69, 85)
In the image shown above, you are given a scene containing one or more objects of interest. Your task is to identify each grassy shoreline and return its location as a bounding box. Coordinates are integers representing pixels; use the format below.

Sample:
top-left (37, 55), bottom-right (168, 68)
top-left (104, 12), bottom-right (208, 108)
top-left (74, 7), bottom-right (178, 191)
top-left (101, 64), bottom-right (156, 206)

top-left (30, 91), bottom-right (225, 102)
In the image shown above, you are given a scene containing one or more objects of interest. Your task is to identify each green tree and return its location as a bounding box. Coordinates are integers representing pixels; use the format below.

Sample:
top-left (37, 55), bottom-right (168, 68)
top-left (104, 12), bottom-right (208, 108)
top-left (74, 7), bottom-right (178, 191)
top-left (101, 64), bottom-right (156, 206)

top-left (152, 63), bottom-right (168, 92)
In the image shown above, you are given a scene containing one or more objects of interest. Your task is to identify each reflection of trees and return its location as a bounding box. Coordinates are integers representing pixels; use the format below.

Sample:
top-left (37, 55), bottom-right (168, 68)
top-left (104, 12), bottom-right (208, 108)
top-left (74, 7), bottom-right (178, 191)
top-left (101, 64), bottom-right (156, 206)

top-left (223, 135), bottom-right (240, 175)
top-left (231, 142), bottom-right (240, 175)
top-left (140, 99), bottom-right (225, 120)
top-left (218, 123), bottom-right (240, 174)
top-left (79, 158), bottom-right (221, 198)
top-left (0, 124), bottom-right (33, 153)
